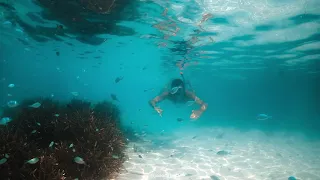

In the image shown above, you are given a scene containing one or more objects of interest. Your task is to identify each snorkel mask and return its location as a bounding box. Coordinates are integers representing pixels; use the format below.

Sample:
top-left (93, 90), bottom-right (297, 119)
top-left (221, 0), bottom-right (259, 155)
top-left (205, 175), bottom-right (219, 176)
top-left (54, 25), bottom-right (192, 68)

top-left (170, 79), bottom-right (185, 95)
top-left (170, 86), bottom-right (182, 94)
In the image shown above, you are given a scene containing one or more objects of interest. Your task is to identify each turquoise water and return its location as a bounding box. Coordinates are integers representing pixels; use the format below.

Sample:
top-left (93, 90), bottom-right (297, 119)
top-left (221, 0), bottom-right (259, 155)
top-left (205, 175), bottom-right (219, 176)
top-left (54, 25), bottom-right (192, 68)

top-left (1, 0), bottom-right (319, 135)
top-left (0, 0), bottom-right (320, 179)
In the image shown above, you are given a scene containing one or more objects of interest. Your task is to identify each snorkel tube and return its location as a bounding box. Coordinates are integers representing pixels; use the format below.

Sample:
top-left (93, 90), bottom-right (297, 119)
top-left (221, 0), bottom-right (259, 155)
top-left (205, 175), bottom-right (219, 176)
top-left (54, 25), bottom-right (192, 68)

top-left (180, 72), bottom-right (194, 91)
top-left (180, 71), bottom-right (185, 84)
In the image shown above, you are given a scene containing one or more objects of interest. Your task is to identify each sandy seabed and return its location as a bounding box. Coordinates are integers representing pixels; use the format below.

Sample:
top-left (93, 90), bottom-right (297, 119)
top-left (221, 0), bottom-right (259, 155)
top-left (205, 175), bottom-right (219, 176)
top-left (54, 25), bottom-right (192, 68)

top-left (115, 127), bottom-right (320, 180)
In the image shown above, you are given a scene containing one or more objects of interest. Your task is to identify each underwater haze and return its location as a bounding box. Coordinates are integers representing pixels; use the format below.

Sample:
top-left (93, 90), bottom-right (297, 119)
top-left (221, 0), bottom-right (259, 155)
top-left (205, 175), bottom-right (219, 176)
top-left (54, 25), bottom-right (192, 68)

top-left (1, 0), bottom-right (320, 179)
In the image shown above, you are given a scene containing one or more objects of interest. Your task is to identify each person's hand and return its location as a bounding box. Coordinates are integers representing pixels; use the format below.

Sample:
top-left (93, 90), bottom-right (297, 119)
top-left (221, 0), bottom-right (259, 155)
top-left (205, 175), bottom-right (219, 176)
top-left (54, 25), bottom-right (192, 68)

top-left (190, 109), bottom-right (203, 120)
top-left (154, 107), bottom-right (163, 117)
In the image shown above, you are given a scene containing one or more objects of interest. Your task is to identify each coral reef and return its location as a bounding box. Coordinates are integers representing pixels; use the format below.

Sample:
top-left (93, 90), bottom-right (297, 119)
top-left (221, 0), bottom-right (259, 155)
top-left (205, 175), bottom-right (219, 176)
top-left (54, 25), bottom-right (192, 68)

top-left (0, 98), bottom-right (126, 180)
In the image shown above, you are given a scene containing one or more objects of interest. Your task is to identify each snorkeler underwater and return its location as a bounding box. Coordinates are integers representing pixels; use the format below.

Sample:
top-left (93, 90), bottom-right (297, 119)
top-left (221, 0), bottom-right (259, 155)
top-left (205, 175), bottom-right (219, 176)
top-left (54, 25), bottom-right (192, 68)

top-left (1, 0), bottom-right (320, 180)
top-left (149, 74), bottom-right (208, 120)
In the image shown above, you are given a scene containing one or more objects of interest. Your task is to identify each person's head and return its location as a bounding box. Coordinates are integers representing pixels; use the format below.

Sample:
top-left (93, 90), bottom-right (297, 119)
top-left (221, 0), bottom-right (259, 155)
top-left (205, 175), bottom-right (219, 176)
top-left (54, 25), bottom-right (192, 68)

top-left (170, 78), bottom-right (185, 95)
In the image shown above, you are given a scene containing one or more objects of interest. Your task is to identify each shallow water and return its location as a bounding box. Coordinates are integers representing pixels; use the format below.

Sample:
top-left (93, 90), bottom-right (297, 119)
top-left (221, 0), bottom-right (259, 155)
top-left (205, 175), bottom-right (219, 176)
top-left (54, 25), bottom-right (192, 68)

top-left (1, 0), bottom-right (320, 179)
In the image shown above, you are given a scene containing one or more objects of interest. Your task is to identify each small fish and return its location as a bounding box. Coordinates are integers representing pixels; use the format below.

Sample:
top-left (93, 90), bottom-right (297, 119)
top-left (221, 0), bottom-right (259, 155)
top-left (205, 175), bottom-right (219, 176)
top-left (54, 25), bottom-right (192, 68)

top-left (36, 122), bottom-right (41, 126)
top-left (216, 133), bottom-right (224, 139)
top-left (257, 114), bottom-right (272, 121)
top-left (7, 94), bottom-right (12, 97)
top-left (7, 100), bottom-right (18, 108)
top-left (69, 143), bottom-right (74, 148)
top-left (115, 76), bottom-right (124, 83)
top-left (56, 51), bottom-right (60, 56)
top-left (71, 92), bottom-right (79, 96)
top-left (112, 155), bottom-right (119, 159)
top-left (29, 102), bottom-right (41, 108)
top-left (0, 117), bottom-right (12, 125)
top-left (288, 176), bottom-right (297, 180)
top-left (177, 118), bottom-right (183, 122)
top-left (31, 130), bottom-right (37, 134)
top-left (65, 42), bottom-right (73, 46)
top-left (8, 84), bottom-right (15, 88)
top-left (210, 175), bottom-right (221, 180)
top-left (26, 157), bottom-right (39, 164)
top-left (56, 24), bottom-right (63, 30)
top-left (111, 94), bottom-right (119, 102)
top-left (2, 21), bottom-right (12, 25)
top-left (49, 141), bottom-right (54, 148)
top-left (0, 158), bottom-right (7, 165)
top-left (138, 155), bottom-right (142, 158)
top-left (15, 28), bottom-right (24, 33)
top-left (5, 154), bottom-right (9, 158)
top-left (74, 156), bottom-right (85, 164)
top-left (216, 150), bottom-right (230, 156)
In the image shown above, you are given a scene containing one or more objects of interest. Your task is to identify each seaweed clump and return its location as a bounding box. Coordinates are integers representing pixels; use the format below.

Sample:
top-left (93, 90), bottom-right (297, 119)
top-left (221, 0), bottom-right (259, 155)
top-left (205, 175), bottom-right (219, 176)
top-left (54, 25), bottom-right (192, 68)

top-left (0, 98), bottom-right (126, 180)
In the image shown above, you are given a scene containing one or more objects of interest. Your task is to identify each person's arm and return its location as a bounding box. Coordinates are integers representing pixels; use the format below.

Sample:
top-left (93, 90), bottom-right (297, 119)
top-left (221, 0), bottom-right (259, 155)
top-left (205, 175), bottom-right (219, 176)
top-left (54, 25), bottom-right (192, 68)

top-left (186, 90), bottom-right (208, 113)
top-left (149, 91), bottom-right (169, 109)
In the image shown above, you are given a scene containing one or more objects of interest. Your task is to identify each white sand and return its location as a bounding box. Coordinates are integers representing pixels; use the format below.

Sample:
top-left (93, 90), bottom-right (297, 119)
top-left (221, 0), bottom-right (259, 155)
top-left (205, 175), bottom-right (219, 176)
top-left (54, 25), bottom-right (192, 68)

top-left (115, 127), bottom-right (320, 180)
